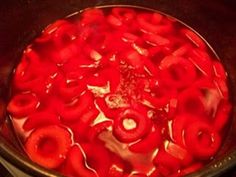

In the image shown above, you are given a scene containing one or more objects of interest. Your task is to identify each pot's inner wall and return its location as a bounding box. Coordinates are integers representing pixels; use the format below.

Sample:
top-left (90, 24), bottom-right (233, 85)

top-left (0, 0), bottom-right (235, 177)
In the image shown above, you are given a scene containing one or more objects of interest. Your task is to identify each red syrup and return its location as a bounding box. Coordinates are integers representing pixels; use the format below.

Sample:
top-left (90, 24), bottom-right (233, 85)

top-left (7, 7), bottom-right (232, 177)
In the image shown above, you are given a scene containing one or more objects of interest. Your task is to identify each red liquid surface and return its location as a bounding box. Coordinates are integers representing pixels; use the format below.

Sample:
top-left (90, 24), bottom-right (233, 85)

top-left (7, 7), bottom-right (232, 177)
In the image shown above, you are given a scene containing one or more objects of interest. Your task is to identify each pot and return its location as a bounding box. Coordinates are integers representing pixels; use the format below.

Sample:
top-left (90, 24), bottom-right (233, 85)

top-left (0, 0), bottom-right (236, 176)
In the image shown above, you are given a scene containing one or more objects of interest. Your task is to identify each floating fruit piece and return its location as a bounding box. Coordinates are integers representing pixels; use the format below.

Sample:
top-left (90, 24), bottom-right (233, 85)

top-left (95, 97), bottom-right (122, 119)
top-left (112, 8), bottom-right (136, 23)
top-left (177, 87), bottom-right (205, 116)
top-left (82, 142), bottom-right (111, 177)
top-left (124, 50), bottom-right (144, 70)
top-left (7, 93), bottom-right (39, 118)
top-left (25, 125), bottom-right (72, 169)
top-left (129, 126), bottom-right (161, 153)
top-left (113, 109), bottom-right (151, 143)
top-left (144, 33), bottom-right (170, 46)
top-left (172, 44), bottom-right (192, 57)
top-left (154, 150), bottom-right (181, 176)
top-left (51, 42), bottom-right (80, 64)
top-left (188, 48), bottom-right (213, 77)
top-left (81, 8), bottom-right (105, 26)
top-left (171, 114), bottom-right (201, 147)
top-left (53, 22), bottom-right (78, 48)
top-left (23, 111), bottom-right (60, 131)
top-left (59, 91), bottom-right (94, 122)
top-left (139, 13), bottom-right (173, 35)
top-left (159, 56), bottom-right (197, 88)
top-left (57, 74), bottom-right (86, 101)
top-left (65, 145), bottom-right (98, 177)
top-left (185, 121), bottom-right (221, 159)
top-left (88, 120), bottom-right (113, 141)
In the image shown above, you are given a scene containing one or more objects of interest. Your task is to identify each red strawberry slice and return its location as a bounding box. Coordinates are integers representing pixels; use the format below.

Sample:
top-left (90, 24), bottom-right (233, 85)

top-left (113, 109), bottom-right (151, 143)
top-left (81, 8), bottom-right (105, 26)
top-left (154, 150), bottom-right (181, 176)
top-left (25, 125), bottom-right (72, 169)
top-left (184, 121), bottom-right (221, 159)
top-left (177, 87), bottom-right (205, 116)
top-left (57, 73), bottom-right (87, 101)
top-left (81, 142), bottom-right (111, 177)
top-left (23, 111), bottom-right (60, 131)
top-left (129, 126), bottom-right (161, 153)
top-left (188, 48), bottom-right (213, 77)
top-left (112, 8), bottom-right (136, 24)
top-left (59, 91), bottom-right (94, 122)
top-left (65, 145), bottom-right (98, 177)
top-left (159, 56), bottom-right (197, 89)
top-left (53, 22), bottom-right (78, 48)
top-left (88, 120), bottom-right (113, 141)
top-left (7, 93), bottom-right (39, 118)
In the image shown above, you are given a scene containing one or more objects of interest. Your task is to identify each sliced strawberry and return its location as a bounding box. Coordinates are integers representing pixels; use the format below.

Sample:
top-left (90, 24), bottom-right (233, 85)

top-left (57, 74), bottom-right (86, 101)
top-left (59, 91), bottom-right (94, 122)
top-left (7, 93), bottom-right (39, 118)
top-left (82, 142), bottom-right (111, 177)
top-left (122, 32), bottom-right (139, 43)
top-left (136, 13), bottom-right (171, 34)
top-left (143, 33), bottom-right (170, 46)
top-left (171, 114), bottom-right (202, 147)
top-left (53, 22), bottom-right (78, 48)
top-left (172, 44), bottom-right (192, 57)
top-left (141, 87), bottom-right (175, 109)
top-left (177, 87), bottom-right (205, 116)
top-left (185, 121), bottom-right (221, 160)
top-left (88, 120), bottom-right (113, 142)
top-left (159, 56), bottom-right (197, 89)
top-left (95, 97), bottom-right (122, 119)
top-left (81, 8), bottom-right (105, 26)
top-left (124, 50), bottom-right (144, 70)
top-left (25, 125), bottom-right (72, 169)
top-left (154, 150), bottom-right (181, 176)
top-left (51, 42), bottom-right (80, 64)
top-left (129, 126), bottom-right (161, 153)
top-left (65, 145), bottom-right (98, 177)
top-left (113, 109), bottom-right (151, 143)
top-left (188, 48), bottom-right (213, 77)
top-left (13, 50), bottom-right (42, 91)
top-left (112, 8), bottom-right (136, 24)
top-left (23, 111), bottom-right (60, 131)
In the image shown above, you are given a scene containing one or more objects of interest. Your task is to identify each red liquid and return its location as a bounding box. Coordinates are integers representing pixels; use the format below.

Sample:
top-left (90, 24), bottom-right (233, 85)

top-left (7, 7), bottom-right (231, 177)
